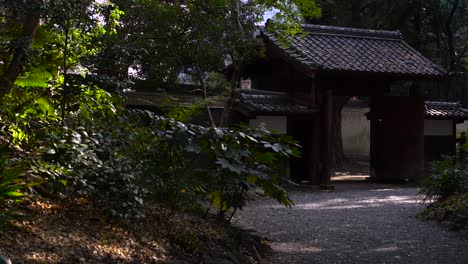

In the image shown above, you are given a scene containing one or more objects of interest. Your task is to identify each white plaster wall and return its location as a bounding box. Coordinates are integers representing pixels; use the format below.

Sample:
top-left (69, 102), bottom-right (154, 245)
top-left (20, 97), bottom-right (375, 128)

top-left (424, 119), bottom-right (452, 136)
top-left (249, 115), bottom-right (287, 134)
top-left (341, 107), bottom-right (370, 156)
top-left (456, 121), bottom-right (468, 133)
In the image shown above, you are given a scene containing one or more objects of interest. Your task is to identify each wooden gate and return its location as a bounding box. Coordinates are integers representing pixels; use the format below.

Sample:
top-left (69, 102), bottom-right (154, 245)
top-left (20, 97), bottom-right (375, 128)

top-left (370, 95), bottom-right (425, 182)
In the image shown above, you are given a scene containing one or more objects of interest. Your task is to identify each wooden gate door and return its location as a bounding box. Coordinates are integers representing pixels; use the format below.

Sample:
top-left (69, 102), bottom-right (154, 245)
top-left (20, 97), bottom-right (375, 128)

top-left (370, 95), bottom-right (425, 182)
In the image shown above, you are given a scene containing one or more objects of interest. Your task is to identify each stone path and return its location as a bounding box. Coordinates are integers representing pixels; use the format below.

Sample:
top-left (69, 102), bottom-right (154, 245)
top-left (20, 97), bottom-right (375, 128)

top-left (234, 183), bottom-right (468, 264)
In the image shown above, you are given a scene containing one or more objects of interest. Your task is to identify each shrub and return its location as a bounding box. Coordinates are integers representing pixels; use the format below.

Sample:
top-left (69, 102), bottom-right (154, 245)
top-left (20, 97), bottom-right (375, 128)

top-left (418, 193), bottom-right (468, 230)
top-left (136, 111), bottom-right (299, 221)
top-left (0, 83), bottom-right (299, 223)
top-left (24, 106), bottom-right (299, 222)
top-left (420, 156), bottom-right (468, 203)
top-left (32, 107), bottom-right (150, 220)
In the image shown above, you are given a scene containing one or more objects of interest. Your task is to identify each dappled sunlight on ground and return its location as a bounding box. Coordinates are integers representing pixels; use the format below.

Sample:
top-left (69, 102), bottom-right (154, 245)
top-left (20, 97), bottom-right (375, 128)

top-left (332, 175), bottom-right (370, 181)
top-left (368, 246), bottom-right (400, 253)
top-left (370, 188), bottom-right (398, 192)
top-left (269, 192), bottom-right (421, 210)
top-left (271, 242), bottom-right (323, 253)
top-left (0, 199), bottom-right (168, 263)
top-left (24, 252), bottom-right (62, 263)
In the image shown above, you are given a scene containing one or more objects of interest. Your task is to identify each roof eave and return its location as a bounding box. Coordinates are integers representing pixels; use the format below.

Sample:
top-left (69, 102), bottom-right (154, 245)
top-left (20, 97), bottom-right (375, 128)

top-left (425, 116), bottom-right (467, 122)
top-left (316, 68), bottom-right (447, 80)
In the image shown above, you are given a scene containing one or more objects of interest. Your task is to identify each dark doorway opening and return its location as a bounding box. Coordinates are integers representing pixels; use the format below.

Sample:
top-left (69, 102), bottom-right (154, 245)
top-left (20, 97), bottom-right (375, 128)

top-left (332, 98), bottom-right (370, 182)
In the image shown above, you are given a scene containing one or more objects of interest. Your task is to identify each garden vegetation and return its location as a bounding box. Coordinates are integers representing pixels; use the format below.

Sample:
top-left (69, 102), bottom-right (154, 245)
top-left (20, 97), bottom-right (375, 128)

top-left (0, 0), bottom-right (321, 262)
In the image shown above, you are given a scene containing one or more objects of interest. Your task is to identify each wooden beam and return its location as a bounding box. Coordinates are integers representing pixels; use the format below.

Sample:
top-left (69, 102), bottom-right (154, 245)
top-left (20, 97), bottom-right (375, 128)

top-left (307, 115), bottom-right (320, 184)
top-left (369, 117), bottom-right (377, 179)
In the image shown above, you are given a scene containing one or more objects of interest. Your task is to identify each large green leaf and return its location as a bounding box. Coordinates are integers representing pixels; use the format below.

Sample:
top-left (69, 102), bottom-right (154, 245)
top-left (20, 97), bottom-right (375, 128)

top-left (14, 68), bottom-right (52, 88)
top-left (35, 97), bottom-right (56, 118)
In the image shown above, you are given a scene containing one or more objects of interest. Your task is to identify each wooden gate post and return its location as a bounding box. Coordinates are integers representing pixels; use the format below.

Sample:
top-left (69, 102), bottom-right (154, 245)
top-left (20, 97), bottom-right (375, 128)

top-left (321, 89), bottom-right (334, 189)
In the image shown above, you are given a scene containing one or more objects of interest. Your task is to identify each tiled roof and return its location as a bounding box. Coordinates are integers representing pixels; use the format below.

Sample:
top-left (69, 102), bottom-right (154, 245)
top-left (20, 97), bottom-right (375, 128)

top-left (425, 101), bottom-right (468, 119)
top-left (262, 24), bottom-right (446, 77)
top-left (233, 90), bottom-right (317, 116)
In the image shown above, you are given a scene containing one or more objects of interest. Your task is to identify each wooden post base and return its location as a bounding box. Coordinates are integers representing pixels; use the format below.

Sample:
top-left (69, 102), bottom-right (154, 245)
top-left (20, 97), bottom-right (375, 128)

top-left (320, 184), bottom-right (335, 191)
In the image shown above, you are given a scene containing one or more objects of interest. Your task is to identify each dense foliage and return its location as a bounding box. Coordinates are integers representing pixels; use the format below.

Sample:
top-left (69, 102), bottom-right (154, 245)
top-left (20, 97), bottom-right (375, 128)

top-left (0, 75), bottom-right (300, 223)
top-left (0, 0), bottom-right (312, 230)
top-left (16, 89), bottom-right (299, 221)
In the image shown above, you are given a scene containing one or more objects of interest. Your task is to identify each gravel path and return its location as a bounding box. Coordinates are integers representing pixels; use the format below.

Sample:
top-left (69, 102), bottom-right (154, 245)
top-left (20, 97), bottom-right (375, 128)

top-left (233, 183), bottom-right (468, 264)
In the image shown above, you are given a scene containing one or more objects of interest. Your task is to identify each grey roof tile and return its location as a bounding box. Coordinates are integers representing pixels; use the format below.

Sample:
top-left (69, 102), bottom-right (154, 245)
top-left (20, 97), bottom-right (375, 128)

top-left (263, 24), bottom-right (446, 77)
top-left (425, 101), bottom-right (468, 119)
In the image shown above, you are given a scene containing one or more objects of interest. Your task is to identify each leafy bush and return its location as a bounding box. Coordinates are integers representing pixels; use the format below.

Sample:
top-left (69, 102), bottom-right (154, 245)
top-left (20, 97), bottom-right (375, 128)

top-left (139, 111), bottom-right (299, 221)
top-left (96, 110), bottom-right (298, 221)
top-left (418, 193), bottom-right (468, 230)
top-left (27, 88), bottom-right (149, 219)
top-left (420, 156), bottom-right (468, 203)
top-left (18, 100), bottom-right (298, 223)
top-left (0, 79), bottom-right (299, 223)
top-left (0, 147), bottom-right (28, 229)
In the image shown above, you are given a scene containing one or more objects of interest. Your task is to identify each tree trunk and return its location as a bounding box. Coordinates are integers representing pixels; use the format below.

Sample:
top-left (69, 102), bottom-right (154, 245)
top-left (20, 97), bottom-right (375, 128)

top-left (0, 9), bottom-right (41, 97)
top-left (332, 96), bottom-right (351, 164)
top-left (446, 0), bottom-right (459, 72)
top-left (219, 58), bottom-right (240, 127)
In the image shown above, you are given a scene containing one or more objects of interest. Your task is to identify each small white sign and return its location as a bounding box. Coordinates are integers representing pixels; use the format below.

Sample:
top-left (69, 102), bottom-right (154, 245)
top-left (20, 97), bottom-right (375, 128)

top-left (241, 78), bottom-right (251, 89)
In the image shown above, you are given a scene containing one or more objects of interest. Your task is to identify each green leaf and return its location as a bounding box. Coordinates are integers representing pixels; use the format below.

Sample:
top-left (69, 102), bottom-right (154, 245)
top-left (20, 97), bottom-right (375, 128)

top-left (210, 191), bottom-right (227, 210)
top-left (256, 152), bottom-right (277, 164)
top-left (4, 191), bottom-right (24, 198)
top-left (35, 97), bottom-right (56, 118)
top-left (60, 179), bottom-right (68, 186)
top-left (14, 68), bottom-right (52, 88)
